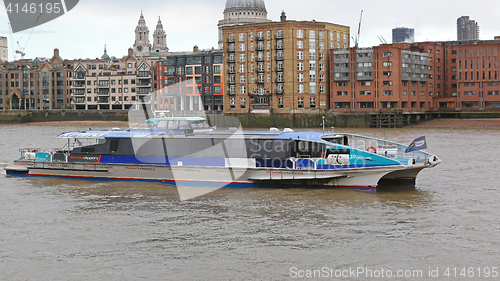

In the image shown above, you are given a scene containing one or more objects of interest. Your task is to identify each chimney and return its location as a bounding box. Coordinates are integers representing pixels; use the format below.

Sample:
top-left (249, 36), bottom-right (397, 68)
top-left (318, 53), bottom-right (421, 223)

top-left (280, 11), bottom-right (287, 22)
top-left (54, 48), bottom-right (59, 57)
top-left (193, 45), bottom-right (199, 52)
top-left (128, 48), bottom-right (133, 56)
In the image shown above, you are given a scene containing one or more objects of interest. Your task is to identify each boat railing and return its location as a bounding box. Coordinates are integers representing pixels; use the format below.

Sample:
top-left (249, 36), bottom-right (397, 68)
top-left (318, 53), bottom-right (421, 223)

top-left (19, 148), bottom-right (56, 162)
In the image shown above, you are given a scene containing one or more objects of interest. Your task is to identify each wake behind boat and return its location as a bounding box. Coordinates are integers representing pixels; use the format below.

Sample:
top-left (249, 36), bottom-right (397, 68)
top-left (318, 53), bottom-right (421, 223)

top-left (5, 117), bottom-right (441, 191)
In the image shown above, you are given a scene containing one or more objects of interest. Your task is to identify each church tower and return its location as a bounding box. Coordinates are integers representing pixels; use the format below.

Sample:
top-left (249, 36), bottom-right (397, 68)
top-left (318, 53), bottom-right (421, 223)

top-left (133, 11), bottom-right (151, 57)
top-left (153, 16), bottom-right (169, 54)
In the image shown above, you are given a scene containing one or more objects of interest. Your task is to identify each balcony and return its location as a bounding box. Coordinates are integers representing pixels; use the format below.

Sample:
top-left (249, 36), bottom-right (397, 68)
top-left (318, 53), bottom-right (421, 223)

top-left (275, 90), bottom-right (284, 95)
top-left (73, 83), bottom-right (85, 88)
top-left (228, 37), bottom-right (235, 43)
top-left (275, 33), bottom-right (283, 39)
top-left (257, 36), bottom-right (264, 41)
top-left (257, 45), bottom-right (265, 51)
top-left (97, 99), bottom-right (109, 104)
top-left (276, 44), bottom-right (283, 50)
top-left (137, 83), bottom-right (151, 87)
top-left (276, 56), bottom-right (284, 61)
top-left (97, 90), bottom-right (109, 96)
top-left (228, 48), bottom-right (235, 53)
top-left (73, 74), bottom-right (85, 80)
top-left (137, 89), bottom-right (151, 95)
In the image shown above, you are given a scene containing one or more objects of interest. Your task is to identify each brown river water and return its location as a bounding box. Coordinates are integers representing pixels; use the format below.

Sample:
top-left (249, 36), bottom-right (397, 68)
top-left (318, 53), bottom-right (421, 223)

top-left (0, 124), bottom-right (499, 280)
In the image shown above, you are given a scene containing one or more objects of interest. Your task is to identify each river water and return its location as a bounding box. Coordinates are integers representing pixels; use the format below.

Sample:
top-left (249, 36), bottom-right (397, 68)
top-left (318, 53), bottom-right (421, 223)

top-left (0, 124), bottom-right (499, 280)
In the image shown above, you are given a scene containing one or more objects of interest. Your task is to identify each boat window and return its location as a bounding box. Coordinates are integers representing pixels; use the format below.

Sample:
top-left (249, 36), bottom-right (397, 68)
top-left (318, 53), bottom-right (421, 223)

top-left (178, 121), bottom-right (191, 130)
top-left (156, 121), bottom-right (169, 130)
top-left (293, 141), bottom-right (326, 158)
top-left (132, 121), bottom-right (155, 130)
top-left (190, 121), bottom-right (211, 129)
top-left (110, 139), bottom-right (120, 152)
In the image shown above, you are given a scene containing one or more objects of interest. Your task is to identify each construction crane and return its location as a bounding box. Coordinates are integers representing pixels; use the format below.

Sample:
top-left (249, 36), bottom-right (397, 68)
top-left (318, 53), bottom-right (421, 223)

top-left (355, 10), bottom-right (363, 48)
top-left (10, 12), bottom-right (41, 60)
top-left (378, 36), bottom-right (388, 44)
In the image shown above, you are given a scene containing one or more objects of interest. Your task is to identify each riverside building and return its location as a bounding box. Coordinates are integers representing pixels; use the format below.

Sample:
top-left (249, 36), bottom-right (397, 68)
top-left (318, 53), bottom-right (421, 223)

top-left (222, 11), bottom-right (350, 114)
top-left (155, 48), bottom-right (224, 113)
top-left (70, 48), bottom-right (155, 110)
top-left (330, 40), bottom-right (500, 112)
top-left (0, 49), bottom-right (73, 110)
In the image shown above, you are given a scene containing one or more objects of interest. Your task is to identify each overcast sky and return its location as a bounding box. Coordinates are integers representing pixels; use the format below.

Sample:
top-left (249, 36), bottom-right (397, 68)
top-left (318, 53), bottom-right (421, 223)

top-left (0, 0), bottom-right (498, 61)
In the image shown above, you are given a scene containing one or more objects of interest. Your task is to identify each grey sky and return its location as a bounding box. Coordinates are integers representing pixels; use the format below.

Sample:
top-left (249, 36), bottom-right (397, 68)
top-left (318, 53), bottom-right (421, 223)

top-left (0, 0), bottom-right (497, 61)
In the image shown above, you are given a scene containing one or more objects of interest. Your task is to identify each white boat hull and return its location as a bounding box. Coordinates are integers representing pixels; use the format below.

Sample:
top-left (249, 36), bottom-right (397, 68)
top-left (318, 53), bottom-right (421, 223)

top-left (5, 160), bottom-right (412, 191)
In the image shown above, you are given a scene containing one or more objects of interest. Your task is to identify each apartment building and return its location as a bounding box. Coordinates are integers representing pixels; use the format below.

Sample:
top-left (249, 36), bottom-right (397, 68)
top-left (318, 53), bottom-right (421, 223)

top-left (222, 12), bottom-right (350, 114)
top-left (155, 50), bottom-right (224, 113)
top-left (71, 48), bottom-right (154, 110)
top-left (1, 49), bottom-right (73, 110)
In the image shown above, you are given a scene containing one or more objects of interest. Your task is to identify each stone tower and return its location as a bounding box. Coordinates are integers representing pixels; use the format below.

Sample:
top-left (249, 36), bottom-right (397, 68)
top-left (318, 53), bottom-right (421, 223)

top-left (133, 11), bottom-right (152, 57)
top-left (153, 16), bottom-right (169, 54)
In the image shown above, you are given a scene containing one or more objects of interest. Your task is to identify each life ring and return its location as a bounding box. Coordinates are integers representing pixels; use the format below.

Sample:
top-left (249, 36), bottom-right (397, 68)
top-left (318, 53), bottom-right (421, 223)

top-left (367, 147), bottom-right (377, 154)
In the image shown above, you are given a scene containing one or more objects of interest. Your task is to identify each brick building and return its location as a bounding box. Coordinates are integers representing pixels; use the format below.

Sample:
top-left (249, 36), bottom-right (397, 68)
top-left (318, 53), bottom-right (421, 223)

top-left (330, 40), bottom-right (500, 112)
top-left (222, 12), bottom-right (350, 114)
top-left (443, 40), bottom-right (500, 110)
top-left (1, 49), bottom-right (73, 110)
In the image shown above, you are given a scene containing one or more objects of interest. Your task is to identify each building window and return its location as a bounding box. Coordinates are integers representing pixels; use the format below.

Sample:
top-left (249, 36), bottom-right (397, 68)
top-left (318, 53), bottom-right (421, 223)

top-left (297, 41), bottom-right (303, 49)
top-left (337, 91), bottom-right (348, 96)
top-left (360, 91), bottom-right (371, 96)
top-left (297, 51), bottom-right (304, 60)
top-left (278, 97), bottom-right (283, 108)
top-left (310, 97), bottom-right (316, 108)
top-left (298, 97), bottom-right (304, 108)
top-left (240, 86), bottom-right (245, 95)
top-left (297, 73), bottom-right (304, 83)
top-left (297, 84), bottom-right (304, 94)
top-left (358, 102), bottom-right (374, 109)
top-left (297, 30), bottom-right (304, 38)
top-left (383, 52), bottom-right (392, 57)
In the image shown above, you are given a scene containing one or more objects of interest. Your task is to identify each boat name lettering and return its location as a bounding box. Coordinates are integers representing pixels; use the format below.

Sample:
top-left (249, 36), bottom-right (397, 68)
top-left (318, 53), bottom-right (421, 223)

top-left (70, 156), bottom-right (99, 161)
top-left (125, 167), bottom-right (155, 171)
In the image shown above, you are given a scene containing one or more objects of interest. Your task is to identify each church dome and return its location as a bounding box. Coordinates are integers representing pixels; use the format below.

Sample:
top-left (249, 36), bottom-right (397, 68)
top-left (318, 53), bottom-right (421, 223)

top-left (224, 0), bottom-right (267, 13)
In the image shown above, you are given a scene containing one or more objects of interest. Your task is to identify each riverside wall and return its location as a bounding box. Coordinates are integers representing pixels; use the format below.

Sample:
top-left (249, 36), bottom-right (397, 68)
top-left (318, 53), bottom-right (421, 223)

top-left (2, 109), bottom-right (500, 128)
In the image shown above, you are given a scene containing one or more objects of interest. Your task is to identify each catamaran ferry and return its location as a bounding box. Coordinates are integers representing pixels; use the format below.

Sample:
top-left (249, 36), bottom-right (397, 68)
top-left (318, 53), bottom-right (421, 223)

top-left (5, 117), bottom-right (440, 191)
